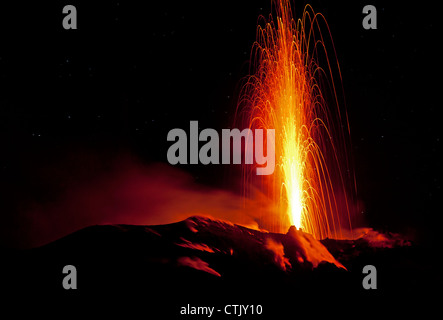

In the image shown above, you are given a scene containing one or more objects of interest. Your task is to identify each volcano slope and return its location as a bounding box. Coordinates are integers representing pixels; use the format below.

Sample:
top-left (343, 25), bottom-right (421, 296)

top-left (2, 216), bottom-right (436, 317)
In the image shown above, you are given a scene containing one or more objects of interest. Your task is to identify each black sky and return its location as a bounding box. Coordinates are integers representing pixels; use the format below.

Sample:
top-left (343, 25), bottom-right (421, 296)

top-left (0, 1), bottom-right (441, 248)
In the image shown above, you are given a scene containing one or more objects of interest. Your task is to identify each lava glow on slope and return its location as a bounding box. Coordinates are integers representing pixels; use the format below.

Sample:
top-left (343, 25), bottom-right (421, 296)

top-left (238, 0), bottom-right (355, 239)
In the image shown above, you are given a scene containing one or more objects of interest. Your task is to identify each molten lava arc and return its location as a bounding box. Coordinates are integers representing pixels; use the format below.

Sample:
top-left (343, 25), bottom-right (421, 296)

top-left (238, 0), bottom-right (355, 239)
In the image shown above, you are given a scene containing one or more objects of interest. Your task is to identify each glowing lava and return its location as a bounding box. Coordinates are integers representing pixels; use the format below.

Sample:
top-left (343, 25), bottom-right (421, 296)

top-left (237, 0), bottom-right (355, 239)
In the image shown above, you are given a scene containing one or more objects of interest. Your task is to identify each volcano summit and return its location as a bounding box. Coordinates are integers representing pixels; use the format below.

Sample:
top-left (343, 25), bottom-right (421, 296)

top-left (2, 215), bottom-right (429, 318)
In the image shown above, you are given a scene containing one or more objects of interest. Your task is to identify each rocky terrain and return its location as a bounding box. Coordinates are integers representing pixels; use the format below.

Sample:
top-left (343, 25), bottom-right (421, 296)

top-left (1, 216), bottom-right (437, 318)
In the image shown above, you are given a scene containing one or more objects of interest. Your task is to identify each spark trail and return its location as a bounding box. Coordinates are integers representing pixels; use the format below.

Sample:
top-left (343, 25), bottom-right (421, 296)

top-left (237, 0), bottom-right (355, 239)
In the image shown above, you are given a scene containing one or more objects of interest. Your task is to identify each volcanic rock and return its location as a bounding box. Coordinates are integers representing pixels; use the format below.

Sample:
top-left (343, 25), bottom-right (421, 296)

top-left (1, 216), bottom-right (436, 318)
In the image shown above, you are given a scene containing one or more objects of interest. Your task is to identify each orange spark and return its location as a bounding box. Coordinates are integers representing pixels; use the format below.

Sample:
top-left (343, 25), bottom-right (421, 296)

top-left (237, 0), bottom-right (355, 239)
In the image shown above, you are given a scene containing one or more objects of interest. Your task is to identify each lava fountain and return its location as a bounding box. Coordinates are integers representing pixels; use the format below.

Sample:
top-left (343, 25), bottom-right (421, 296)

top-left (237, 0), bottom-right (356, 239)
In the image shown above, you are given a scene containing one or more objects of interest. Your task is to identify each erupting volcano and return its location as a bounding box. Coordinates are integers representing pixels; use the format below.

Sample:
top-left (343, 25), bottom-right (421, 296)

top-left (237, 0), bottom-right (355, 239)
top-left (2, 0), bottom-right (431, 317)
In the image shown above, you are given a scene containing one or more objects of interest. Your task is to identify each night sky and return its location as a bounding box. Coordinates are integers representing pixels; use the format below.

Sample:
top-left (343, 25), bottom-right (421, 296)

top-left (0, 0), bottom-right (441, 248)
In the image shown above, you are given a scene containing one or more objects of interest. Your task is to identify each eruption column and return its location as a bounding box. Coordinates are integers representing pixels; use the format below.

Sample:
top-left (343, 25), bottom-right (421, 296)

top-left (237, 0), bottom-right (355, 239)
